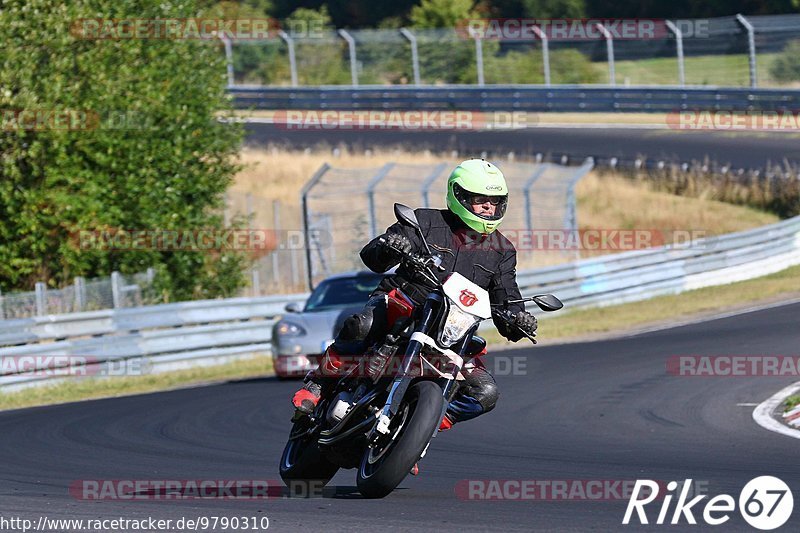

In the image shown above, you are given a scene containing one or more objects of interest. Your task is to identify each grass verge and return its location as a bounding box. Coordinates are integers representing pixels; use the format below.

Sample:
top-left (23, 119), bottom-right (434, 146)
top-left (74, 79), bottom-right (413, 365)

top-left (0, 355), bottom-right (273, 412)
top-left (785, 395), bottom-right (800, 412)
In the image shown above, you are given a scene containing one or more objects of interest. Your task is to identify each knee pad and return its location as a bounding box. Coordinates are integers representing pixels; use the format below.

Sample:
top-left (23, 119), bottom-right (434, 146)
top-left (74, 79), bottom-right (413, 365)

top-left (464, 368), bottom-right (499, 413)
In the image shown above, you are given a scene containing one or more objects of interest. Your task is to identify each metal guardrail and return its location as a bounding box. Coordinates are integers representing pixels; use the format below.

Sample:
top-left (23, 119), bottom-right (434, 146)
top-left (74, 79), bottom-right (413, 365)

top-left (230, 85), bottom-right (800, 112)
top-left (2, 215), bottom-right (799, 391)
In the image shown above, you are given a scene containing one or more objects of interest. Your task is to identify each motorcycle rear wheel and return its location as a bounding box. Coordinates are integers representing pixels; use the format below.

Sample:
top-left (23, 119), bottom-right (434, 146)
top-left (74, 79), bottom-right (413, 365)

top-left (356, 380), bottom-right (443, 498)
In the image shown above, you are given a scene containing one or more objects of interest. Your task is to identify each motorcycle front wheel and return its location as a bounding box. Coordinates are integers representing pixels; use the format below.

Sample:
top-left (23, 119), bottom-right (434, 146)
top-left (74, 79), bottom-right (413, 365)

top-left (356, 380), bottom-right (443, 498)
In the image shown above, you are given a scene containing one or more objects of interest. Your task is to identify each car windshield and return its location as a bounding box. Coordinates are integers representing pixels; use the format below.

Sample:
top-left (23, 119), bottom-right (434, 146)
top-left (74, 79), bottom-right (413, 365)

top-left (304, 274), bottom-right (384, 312)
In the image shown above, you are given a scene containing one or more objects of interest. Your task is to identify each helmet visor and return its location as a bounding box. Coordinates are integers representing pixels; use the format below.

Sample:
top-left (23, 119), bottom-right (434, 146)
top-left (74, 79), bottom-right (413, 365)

top-left (453, 183), bottom-right (508, 221)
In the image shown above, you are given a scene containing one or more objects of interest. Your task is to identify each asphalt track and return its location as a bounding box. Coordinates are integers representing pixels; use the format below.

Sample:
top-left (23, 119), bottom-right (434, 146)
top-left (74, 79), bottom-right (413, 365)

top-left (2, 302), bottom-right (799, 532)
top-left (245, 123), bottom-right (800, 171)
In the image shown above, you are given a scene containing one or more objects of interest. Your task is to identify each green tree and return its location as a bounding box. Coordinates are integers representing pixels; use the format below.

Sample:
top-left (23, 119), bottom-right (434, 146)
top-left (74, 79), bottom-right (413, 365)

top-left (0, 0), bottom-right (248, 300)
top-left (410, 0), bottom-right (479, 28)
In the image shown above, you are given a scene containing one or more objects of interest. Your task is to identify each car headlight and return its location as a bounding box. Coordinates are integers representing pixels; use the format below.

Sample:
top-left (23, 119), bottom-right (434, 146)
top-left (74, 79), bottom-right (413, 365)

top-left (276, 322), bottom-right (306, 336)
top-left (439, 303), bottom-right (480, 347)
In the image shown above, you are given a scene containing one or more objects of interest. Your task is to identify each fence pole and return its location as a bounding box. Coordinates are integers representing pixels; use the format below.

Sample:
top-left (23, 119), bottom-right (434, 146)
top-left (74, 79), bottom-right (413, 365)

top-left (338, 29), bottom-right (359, 87)
top-left (272, 199), bottom-right (281, 285)
top-left (366, 163), bottom-right (397, 239)
top-left (736, 14), bottom-right (758, 88)
top-left (74, 276), bottom-right (86, 312)
top-left (530, 25), bottom-right (551, 86)
top-left (251, 268), bottom-right (261, 296)
top-left (595, 23), bottom-right (616, 86)
top-left (111, 271), bottom-right (122, 309)
top-left (665, 20), bottom-right (685, 87)
top-left (399, 28), bottom-right (421, 86)
top-left (474, 35), bottom-right (485, 86)
top-left (35, 282), bottom-right (47, 316)
top-left (421, 163), bottom-right (448, 207)
top-left (218, 33), bottom-right (234, 87)
top-left (523, 165), bottom-right (549, 232)
top-left (278, 30), bottom-right (298, 87)
top-left (301, 163), bottom-right (331, 290)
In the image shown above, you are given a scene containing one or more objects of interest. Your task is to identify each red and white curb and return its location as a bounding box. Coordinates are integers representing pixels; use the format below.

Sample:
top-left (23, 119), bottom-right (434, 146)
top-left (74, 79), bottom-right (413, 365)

top-left (752, 381), bottom-right (800, 440)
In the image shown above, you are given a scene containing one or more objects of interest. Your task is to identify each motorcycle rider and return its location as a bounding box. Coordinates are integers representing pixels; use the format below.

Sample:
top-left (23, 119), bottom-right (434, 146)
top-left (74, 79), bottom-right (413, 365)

top-left (291, 158), bottom-right (538, 432)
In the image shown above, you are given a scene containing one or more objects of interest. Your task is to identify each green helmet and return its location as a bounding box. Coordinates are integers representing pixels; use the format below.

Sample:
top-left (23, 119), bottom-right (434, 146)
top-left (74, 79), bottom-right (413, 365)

top-left (446, 159), bottom-right (509, 234)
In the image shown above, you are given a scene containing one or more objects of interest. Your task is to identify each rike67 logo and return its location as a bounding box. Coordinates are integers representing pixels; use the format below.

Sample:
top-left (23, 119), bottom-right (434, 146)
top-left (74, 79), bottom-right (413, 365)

top-left (623, 477), bottom-right (793, 530)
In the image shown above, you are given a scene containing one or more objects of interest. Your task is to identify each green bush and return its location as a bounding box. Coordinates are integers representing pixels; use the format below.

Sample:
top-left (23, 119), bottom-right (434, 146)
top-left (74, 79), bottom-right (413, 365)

top-left (769, 40), bottom-right (800, 82)
top-left (0, 0), bottom-right (248, 300)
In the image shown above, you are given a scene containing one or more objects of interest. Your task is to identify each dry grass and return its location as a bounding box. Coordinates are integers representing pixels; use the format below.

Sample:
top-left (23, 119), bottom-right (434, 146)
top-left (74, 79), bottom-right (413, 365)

top-left (231, 148), bottom-right (779, 259)
top-left (0, 355), bottom-right (273, 412)
top-left (232, 146), bottom-right (454, 205)
top-left (575, 172), bottom-right (779, 236)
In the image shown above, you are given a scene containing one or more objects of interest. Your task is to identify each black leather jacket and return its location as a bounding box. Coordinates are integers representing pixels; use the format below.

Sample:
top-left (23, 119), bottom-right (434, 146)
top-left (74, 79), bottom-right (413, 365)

top-left (359, 208), bottom-right (526, 342)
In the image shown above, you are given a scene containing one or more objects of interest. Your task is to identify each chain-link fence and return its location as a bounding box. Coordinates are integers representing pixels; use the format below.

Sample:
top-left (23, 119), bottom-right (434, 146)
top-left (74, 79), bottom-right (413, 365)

top-left (222, 191), bottom-right (307, 296)
top-left (0, 269), bottom-right (157, 320)
top-left (226, 15), bottom-right (800, 89)
top-left (301, 159), bottom-right (594, 288)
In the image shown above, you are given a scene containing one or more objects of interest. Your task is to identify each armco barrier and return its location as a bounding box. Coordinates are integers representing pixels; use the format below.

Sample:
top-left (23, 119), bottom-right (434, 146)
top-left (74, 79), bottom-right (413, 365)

top-left (2, 215), bottom-right (799, 391)
top-left (229, 85), bottom-right (800, 112)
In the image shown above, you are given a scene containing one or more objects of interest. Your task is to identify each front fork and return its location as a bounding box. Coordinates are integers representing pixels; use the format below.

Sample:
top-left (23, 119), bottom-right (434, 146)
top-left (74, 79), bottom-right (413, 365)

top-left (368, 296), bottom-right (440, 441)
top-left (369, 295), bottom-right (474, 443)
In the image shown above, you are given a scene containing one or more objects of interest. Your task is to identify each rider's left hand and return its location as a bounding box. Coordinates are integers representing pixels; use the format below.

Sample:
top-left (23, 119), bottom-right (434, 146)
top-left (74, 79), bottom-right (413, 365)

top-left (514, 310), bottom-right (538, 337)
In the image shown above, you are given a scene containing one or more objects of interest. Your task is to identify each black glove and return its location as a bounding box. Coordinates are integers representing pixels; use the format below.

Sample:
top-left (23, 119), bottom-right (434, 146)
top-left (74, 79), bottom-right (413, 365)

top-left (513, 310), bottom-right (538, 337)
top-left (380, 233), bottom-right (412, 262)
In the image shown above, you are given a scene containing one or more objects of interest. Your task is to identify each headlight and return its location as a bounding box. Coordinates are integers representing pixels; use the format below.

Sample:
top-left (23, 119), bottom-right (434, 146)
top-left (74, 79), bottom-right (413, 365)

top-left (439, 303), bottom-right (480, 347)
top-left (276, 322), bottom-right (306, 336)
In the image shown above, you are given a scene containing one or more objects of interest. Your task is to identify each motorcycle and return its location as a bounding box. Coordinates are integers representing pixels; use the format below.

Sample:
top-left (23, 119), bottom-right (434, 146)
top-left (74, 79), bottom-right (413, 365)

top-left (279, 203), bottom-right (563, 498)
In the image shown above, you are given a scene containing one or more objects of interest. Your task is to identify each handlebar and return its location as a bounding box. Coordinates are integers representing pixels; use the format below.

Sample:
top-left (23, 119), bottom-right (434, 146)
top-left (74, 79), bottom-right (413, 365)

top-left (378, 236), bottom-right (537, 345)
top-left (491, 306), bottom-right (537, 345)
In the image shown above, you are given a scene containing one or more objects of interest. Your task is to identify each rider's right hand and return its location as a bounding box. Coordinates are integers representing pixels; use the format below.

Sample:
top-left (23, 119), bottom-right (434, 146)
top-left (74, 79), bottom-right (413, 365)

top-left (380, 233), bottom-right (413, 261)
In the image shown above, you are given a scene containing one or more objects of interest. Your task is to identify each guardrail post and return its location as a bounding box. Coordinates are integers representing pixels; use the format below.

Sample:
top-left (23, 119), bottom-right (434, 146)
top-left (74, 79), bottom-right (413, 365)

top-left (421, 163), bottom-right (448, 207)
top-left (366, 163), bottom-right (397, 239)
top-left (74, 276), bottom-right (86, 312)
top-left (35, 282), bottom-right (46, 316)
top-left (530, 24), bottom-right (551, 86)
top-left (474, 35), bottom-right (485, 86)
top-left (338, 29), bottom-right (359, 87)
top-left (665, 20), bottom-right (685, 87)
top-left (278, 30), bottom-right (298, 87)
top-left (111, 271), bottom-right (122, 309)
top-left (595, 23), bottom-right (616, 86)
top-left (400, 28), bottom-right (421, 86)
top-left (523, 165), bottom-right (549, 232)
top-left (736, 14), bottom-right (758, 88)
top-left (301, 163), bottom-right (331, 290)
top-left (217, 33), bottom-right (234, 87)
